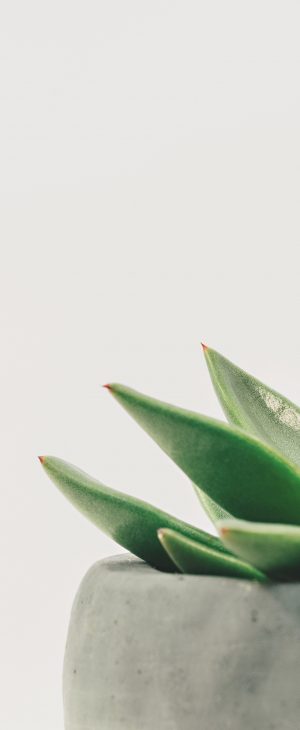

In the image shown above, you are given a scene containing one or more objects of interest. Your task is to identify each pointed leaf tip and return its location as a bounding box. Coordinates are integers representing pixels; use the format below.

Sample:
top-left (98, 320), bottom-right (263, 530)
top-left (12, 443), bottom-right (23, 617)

top-left (217, 518), bottom-right (300, 579)
top-left (201, 342), bottom-right (208, 351)
top-left (38, 456), bottom-right (227, 572)
top-left (108, 382), bottom-right (300, 525)
top-left (38, 455), bottom-right (45, 464)
top-left (157, 526), bottom-right (265, 579)
top-left (203, 347), bottom-right (300, 467)
top-left (102, 383), bottom-right (112, 390)
top-left (219, 525), bottom-right (229, 537)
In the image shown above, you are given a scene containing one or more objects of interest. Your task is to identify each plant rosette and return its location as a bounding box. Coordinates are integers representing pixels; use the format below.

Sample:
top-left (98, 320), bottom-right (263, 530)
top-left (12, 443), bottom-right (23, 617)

top-left (40, 345), bottom-right (300, 729)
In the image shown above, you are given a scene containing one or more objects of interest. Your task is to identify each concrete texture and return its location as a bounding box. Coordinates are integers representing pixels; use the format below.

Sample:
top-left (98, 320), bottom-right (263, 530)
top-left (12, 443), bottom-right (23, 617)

top-left (63, 554), bottom-right (300, 730)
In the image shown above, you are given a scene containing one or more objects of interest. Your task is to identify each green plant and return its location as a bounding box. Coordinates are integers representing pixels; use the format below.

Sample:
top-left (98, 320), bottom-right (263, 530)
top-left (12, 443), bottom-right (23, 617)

top-left (39, 345), bottom-right (300, 581)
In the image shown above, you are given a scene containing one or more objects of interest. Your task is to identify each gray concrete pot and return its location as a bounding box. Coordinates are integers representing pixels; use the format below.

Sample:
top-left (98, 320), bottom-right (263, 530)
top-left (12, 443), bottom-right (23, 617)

top-left (63, 554), bottom-right (300, 730)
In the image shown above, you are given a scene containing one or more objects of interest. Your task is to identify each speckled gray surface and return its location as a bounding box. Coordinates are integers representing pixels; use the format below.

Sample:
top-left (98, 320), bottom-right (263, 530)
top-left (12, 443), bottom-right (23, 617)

top-left (63, 554), bottom-right (300, 729)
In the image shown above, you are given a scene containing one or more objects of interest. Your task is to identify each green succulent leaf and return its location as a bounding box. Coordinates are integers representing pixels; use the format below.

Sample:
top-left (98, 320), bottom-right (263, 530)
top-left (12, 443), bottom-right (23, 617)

top-left (105, 384), bottom-right (300, 524)
top-left (203, 345), bottom-right (300, 468)
top-left (195, 487), bottom-right (232, 525)
top-left (39, 456), bottom-right (228, 572)
top-left (218, 518), bottom-right (300, 580)
top-left (158, 528), bottom-right (266, 580)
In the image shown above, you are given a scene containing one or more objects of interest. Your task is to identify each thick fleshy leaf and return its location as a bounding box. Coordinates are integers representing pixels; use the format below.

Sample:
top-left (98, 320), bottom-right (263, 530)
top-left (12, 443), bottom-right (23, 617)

top-left (219, 519), bottom-right (300, 580)
top-left (39, 456), bottom-right (228, 572)
top-left (105, 384), bottom-right (300, 524)
top-left (195, 487), bottom-right (232, 525)
top-left (203, 345), bottom-right (300, 467)
top-left (158, 528), bottom-right (266, 580)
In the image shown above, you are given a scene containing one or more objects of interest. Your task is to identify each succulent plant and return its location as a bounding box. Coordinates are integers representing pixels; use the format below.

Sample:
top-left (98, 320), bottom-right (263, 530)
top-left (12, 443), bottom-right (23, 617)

top-left (39, 345), bottom-right (300, 581)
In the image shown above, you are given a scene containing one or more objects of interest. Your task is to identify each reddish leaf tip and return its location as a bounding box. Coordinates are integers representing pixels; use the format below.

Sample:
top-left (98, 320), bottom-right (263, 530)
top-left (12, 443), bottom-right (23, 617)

top-left (201, 342), bottom-right (208, 351)
top-left (102, 383), bottom-right (112, 390)
top-left (219, 526), bottom-right (229, 537)
top-left (38, 455), bottom-right (45, 464)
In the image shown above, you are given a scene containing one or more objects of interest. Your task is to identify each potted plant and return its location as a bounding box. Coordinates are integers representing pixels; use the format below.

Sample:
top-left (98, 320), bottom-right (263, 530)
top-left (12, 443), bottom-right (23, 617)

top-left (39, 344), bottom-right (300, 729)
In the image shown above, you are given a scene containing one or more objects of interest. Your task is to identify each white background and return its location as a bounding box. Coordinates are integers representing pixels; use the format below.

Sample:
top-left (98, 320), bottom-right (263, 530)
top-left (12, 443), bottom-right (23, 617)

top-left (1, 2), bottom-right (300, 728)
